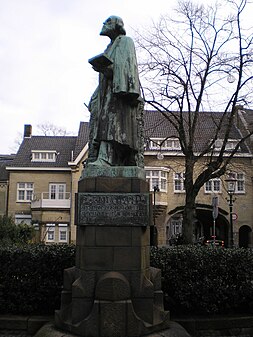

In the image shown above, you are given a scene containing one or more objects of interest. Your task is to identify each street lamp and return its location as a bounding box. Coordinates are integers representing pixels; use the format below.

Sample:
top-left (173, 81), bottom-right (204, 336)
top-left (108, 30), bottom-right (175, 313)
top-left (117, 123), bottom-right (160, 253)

top-left (153, 184), bottom-right (160, 226)
top-left (150, 184), bottom-right (159, 246)
top-left (225, 173), bottom-right (237, 248)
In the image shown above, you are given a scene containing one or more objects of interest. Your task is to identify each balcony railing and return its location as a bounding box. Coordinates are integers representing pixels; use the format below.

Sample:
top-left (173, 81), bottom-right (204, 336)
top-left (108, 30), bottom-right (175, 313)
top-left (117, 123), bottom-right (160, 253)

top-left (31, 192), bottom-right (71, 209)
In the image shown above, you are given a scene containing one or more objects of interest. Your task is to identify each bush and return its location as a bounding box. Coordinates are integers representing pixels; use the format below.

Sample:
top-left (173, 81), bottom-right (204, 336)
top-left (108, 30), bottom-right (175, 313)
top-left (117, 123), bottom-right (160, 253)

top-left (1, 243), bottom-right (253, 316)
top-left (0, 215), bottom-right (35, 246)
top-left (0, 215), bottom-right (19, 245)
top-left (150, 245), bottom-right (253, 315)
top-left (0, 244), bottom-right (75, 314)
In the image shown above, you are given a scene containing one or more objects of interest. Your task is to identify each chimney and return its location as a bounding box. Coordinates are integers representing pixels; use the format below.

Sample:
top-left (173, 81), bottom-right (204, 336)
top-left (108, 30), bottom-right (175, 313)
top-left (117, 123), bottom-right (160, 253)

top-left (24, 124), bottom-right (32, 138)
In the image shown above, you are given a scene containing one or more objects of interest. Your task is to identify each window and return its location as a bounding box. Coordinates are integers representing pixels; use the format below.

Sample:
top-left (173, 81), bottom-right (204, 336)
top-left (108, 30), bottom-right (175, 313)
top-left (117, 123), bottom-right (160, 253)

top-left (236, 173), bottom-right (245, 193)
top-left (225, 141), bottom-right (238, 151)
top-left (166, 216), bottom-right (183, 245)
top-left (174, 173), bottom-right (185, 192)
top-left (160, 171), bottom-right (167, 190)
top-left (15, 214), bottom-right (32, 225)
top-left (59, 230), bottom-right (67, 241)
top-left (148, 138), bottom-right (181, 150)
top-left (17, 182), bottom-right (34, 202)
top-left (205, 178), bottom-right (221, 193)
top-left (171, 218), bottom-right (183, 236)
top-left (47, 230), bottom-right (55, 241)
top-left (31, 151), bottom-right (56, 162)
top-left (59, 224), bottom-right (68, 243)
top-left (49, 183), bottom-right (66, 199)
top-left (48, 152), bottom-right (54, 160)
top-left (229, 172), bottom-right (245, 193)
top-left (214, 139), bottom-right (240, 151)
top-left (162, 139), bottom-right (181, 150)
top-left (145, 169), bottom-right (168, 192)
top-left (46, 224), bottom-right (55, 242)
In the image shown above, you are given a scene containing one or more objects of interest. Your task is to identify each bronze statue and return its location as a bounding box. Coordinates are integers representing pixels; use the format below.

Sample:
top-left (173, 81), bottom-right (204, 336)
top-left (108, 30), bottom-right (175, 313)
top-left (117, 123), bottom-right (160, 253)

top-left (87, 16), bottom-right (143, 167)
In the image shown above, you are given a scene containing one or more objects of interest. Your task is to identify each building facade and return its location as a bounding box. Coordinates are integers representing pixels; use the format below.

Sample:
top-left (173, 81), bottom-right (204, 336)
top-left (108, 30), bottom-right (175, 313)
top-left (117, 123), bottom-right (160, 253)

top-left (4, 107), bottom-right (253, 247)
top-left (144, 108), bottom-right (253, 248)
top-left (6, 123), bottom-right (89, 244)
top-left (0, 154), bottom-right (15, 217)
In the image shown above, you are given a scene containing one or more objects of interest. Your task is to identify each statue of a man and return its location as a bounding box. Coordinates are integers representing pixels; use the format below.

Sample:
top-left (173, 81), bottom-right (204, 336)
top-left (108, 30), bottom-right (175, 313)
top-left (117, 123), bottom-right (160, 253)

top-left (87, 16), bottom-right (143, 167)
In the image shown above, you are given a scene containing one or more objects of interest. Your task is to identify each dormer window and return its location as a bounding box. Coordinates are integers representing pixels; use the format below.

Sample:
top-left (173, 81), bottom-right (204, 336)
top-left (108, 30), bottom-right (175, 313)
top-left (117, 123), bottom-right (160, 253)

top-left (214, 139), bottom-right (239, 151)
top-left (225, 140), bottom-right (238, 151)
top-left (31, 151), bottom-right (57, 162)
top-left (148, 138), bottom-right (181, 150)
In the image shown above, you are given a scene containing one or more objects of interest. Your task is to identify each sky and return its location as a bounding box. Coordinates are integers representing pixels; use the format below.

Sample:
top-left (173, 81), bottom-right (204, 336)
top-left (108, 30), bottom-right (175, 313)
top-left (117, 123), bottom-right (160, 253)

top-left (0, 0), bottom-right (180, 153)
top-left (0, 0), bottom-right (252, 154)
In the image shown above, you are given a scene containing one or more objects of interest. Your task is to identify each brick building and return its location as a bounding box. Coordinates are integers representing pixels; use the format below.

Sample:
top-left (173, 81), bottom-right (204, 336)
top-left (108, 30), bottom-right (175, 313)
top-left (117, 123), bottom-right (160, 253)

top-left (4, 107), bottom-right (253, 247)
top-left (6, 123), bottom-right (89, 243)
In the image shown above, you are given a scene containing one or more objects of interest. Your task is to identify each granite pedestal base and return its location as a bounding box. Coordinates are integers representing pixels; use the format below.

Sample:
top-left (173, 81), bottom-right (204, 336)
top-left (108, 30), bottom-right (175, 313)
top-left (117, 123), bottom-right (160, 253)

top-left (35, 321), bottom-right (191, 337)
top-left (55, 174), bottom-right (171, 337)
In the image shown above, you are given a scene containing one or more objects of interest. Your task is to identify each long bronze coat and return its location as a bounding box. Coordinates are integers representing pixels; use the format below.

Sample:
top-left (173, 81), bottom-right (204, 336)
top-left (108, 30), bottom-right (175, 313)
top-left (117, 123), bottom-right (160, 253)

top-left (88, 35), bottom-right (142, 160)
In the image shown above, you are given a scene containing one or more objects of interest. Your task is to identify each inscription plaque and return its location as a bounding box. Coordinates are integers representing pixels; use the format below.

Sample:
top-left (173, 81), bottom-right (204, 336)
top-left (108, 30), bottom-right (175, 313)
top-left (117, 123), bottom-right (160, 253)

top-left (77, 193), bottom-right (150, 226)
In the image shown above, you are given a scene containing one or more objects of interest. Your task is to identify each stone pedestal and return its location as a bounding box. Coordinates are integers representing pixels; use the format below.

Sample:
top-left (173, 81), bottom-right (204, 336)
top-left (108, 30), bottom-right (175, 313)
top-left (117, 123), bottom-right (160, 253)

top-left (55, 169), bottom-right (170, 337)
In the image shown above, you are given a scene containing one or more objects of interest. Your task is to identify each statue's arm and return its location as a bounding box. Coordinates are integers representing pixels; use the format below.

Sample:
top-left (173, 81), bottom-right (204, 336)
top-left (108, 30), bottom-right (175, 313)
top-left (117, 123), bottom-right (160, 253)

top-left (112, 36), bottom-right (141, 104)
top-left (89, 53), bottom-right (113, 79)
top-left (93, 64), bottom-right (113, 79)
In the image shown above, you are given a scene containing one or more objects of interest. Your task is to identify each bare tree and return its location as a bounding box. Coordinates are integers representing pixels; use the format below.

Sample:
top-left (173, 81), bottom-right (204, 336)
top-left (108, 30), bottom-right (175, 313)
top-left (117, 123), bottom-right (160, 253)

top-left (36, 122), bottom-right (71, 136)
top-left (11, 122), bottom-right (74, 152)
top-left (136, 0), bottom-right (253, 243)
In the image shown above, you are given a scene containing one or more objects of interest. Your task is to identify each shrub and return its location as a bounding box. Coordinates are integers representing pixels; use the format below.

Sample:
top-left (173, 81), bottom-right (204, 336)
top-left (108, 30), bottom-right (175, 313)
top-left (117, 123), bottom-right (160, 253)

top-left (0, 215), bottom-right (18, 245)
top-left (150, 245), bottom-right (253, 315)
top-left (0, 244), bottom-right (75, 314)
top-left (0, 215), bottom-right (35, 246)
top-left (1, 243), bottom-right (253, 316)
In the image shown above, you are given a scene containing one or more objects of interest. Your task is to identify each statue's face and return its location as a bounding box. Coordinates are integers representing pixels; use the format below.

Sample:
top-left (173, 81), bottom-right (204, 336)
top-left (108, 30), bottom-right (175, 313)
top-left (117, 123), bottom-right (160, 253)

top-left (100, 17), bottom-right (116, 37)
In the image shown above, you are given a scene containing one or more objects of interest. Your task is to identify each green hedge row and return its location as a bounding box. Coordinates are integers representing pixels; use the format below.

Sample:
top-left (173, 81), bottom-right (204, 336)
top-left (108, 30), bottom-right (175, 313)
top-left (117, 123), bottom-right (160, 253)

top-left (1, 244), bottom-right (253, 315)
top-left (150, 245), bottom-right (253, 315)
top-left (0, 244), bottom-right (75, 314)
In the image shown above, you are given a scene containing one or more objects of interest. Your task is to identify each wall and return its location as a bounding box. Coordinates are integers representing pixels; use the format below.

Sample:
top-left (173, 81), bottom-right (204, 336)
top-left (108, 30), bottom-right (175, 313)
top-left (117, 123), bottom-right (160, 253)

top-left (145, 154), bottom-right (253, 246)
top-left (0, 183), bottom-right (8, 216)
top-left (8, 170), bottom-right (72, 217)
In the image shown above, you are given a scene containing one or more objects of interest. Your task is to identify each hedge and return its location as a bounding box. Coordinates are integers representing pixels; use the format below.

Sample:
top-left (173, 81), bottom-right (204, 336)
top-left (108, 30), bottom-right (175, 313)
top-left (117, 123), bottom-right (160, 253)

top-left (150, 245), bottom-right (253, 315)
top-left (1, 244), bottom-right (253, 316)
top-left (0, 244), bottom-right (75, 314)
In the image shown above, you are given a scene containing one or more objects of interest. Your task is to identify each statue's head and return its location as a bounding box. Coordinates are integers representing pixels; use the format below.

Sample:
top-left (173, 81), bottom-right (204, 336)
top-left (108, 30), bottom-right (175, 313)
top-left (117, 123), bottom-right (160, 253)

top-left (100, 16), bottom-right (126, 38)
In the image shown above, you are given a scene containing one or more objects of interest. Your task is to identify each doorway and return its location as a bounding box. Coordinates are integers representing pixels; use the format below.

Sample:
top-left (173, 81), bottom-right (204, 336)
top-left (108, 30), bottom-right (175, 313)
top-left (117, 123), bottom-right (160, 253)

top-left (239, 225), bottom-right (252, 248)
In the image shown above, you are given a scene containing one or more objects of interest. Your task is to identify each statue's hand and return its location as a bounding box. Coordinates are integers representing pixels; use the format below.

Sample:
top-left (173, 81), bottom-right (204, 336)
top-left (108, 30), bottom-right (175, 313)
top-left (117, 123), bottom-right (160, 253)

top-left (93, 65), bottom-right (113, 79)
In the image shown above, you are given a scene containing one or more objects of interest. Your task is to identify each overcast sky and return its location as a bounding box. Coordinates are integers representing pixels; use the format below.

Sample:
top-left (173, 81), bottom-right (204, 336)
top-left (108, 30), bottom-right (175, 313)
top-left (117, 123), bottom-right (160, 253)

top-left (0, 0), bottom-right (180, 153)
top-left (0, 0), bottom-right (251, 154)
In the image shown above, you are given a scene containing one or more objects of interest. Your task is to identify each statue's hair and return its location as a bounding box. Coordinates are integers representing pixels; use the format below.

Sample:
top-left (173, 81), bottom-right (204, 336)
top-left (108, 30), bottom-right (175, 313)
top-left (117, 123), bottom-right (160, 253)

top-left (110, 16), bottom-right (126, 35)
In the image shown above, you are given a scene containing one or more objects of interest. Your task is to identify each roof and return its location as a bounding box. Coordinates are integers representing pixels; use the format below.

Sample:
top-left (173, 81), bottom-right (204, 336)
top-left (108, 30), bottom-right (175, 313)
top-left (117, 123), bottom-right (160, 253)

top-left (8, 122), bottom-right (89, 169)
top-left (6, 109), bottom-right (252, 171)
top-left (238, 108), bottom-right (253, 127)
top-left (73, 122), bottom-right (90, 160)
top-left (144, 110), bottom-right (249, 153)
top-left (0, 154), bottom-right (15, 180)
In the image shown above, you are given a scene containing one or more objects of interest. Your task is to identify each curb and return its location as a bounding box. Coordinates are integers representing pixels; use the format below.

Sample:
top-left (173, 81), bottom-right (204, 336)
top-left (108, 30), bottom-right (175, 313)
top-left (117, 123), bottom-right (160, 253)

top-left (0, 315), bottom-right (53, 336)
top-left (173, 315), bottom-right (253, 336)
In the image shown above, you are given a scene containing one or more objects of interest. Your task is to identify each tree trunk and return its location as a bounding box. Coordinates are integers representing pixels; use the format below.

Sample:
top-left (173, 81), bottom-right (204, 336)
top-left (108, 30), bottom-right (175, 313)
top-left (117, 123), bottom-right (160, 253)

top-left (182, 194), bottom-right (196, 244)
top-left (182, 157), bottom-right (197, 244)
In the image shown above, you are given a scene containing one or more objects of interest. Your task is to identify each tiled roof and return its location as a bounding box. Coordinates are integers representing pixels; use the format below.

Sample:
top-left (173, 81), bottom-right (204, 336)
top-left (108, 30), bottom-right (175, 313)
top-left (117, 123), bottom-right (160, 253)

top-left (0, 154), bottom-right (15, 180)
top-left (8, 122), bottom-right (90, 169)
top-left (237, 108), bottom-right (253, 130)
top-left (144, 110), bottom-right (249, 153)
top-left (6, 110), bottom-right (251, 170)
top-left (73, 122), bottom-right (89, 160)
